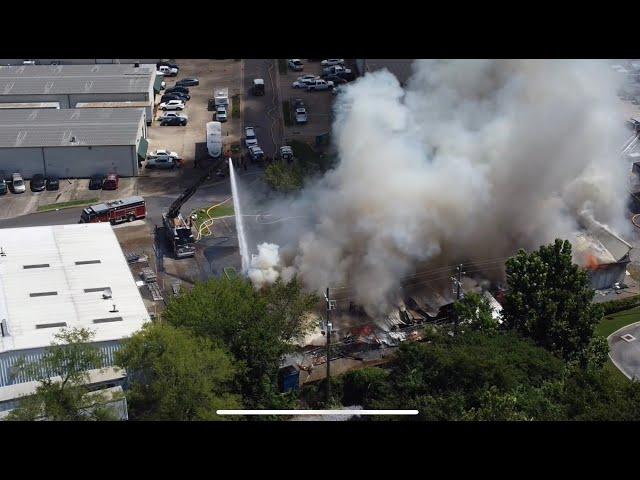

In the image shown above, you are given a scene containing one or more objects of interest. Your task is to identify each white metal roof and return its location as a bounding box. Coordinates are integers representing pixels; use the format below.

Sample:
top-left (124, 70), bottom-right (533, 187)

top-left (0, 108), bottom-right (144, 147)
top-left (0, 64), bottom-right (156, 95)
top-left (0, 223), bottom-right (150, 353)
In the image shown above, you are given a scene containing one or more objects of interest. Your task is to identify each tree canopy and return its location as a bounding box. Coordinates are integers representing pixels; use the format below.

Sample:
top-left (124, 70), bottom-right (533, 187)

top-left (454, 292), bottom-right (499, 333)
top-left (502, 238), bottom-right (603, 363)
top-left (161, 275), bottom-right (318, 408)
top-left (115, 323), bottom-right (241, 421)
top-left (6, 328), bottom-right (119, 421)
top-left (332, 330), bottom-right (640, 421)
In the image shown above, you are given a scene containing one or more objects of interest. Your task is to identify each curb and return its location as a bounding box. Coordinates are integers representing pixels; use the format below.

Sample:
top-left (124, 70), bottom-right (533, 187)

top-left (606, 320), bottom-right (640, 381)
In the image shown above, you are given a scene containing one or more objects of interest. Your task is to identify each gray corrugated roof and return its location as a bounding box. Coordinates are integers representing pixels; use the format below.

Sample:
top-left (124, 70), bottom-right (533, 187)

top-left (0, 64), bottom-right (155, 95)
top-left (0, 108), bottom-right (144, 147)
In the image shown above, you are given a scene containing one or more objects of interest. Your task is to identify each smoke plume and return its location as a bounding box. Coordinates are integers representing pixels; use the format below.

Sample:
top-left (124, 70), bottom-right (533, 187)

top-left (247, 60), bottom-right (629, 315)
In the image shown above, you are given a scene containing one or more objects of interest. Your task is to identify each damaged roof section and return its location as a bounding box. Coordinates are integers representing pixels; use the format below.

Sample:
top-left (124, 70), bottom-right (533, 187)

top-left (572, 223), bottom-right (632, 269)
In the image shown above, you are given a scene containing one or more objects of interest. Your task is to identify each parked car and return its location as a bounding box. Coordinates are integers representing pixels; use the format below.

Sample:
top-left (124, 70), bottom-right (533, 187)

top-left (321, 59), bottom-right (345, 66)
top-left (307, 79), bottom-right (334, 91)
top-left (46, 175), bottom-right (59, 191)
top-left (160, 111), bottom-right (188, 120)
top-left (216, 105), bottom-right (228, 122)
top-left (157, 65), bottom-right (178, 77)
top-left (292, 77), bottom-right (318, 89)
top-left (157, 61), bottom-right (179, 71)
top-left (0, 171), bottom-right (7, 195)
top-left (159, 100), bottom-right (185, 111)
top-left (88, 174), bottom-right (105, 190)
top-left (297, 74), bottom-right (320, 82)
top-left (248, 145), bottom-right (264, 161)
top-left (165, 86), bottom-right (189, 95)
top-left (148, 149), bottom-right (181, 162)
top-left (295, 106), bottom-right (308, 124)
top-left (161, 92), bottom-right (189, 103)
top-left (30, 174), bottom-right (46, 192)
top-left (245, 127), bottom-right (258, 148)
top-left (11, 173), bottom-right (25, 193)
top-left (288, 59), bottom-right (304, 71)
top-left (280, 146), bottom-right (293, 161)
top-left (322, 65), bottom-right (352, 76)
top-left (146, 156), bottom-right (178, 169)
top-left (102, 173), bottom-right (119, 190)
top-left (160, 116), bottom-right (188, 126)
top-left (253, 78), bottom-right (265, 96)
top-left (323, 75), bottom-right (348, 86)
top-left (176, 78), bottom-right (199, 87)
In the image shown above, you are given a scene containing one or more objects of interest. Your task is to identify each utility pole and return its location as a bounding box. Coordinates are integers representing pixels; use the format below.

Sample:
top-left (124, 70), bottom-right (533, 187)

top-left (452, 264), bottom-right (465, 335)
top-left (323, 288), bottom-right (336, 404)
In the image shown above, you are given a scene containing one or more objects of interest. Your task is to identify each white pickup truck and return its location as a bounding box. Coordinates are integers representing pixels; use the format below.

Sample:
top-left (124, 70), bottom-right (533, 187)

top-left (307, 79), bottom-right (334, 91)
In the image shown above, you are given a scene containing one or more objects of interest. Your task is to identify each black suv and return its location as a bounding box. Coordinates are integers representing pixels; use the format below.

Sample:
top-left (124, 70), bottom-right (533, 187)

top-left (165, 86), bottom-right (189, 95)
top-left (160, 116), bottom-right (188, 126)
top-left (161, 92), bottom-right (190, 103)
top-left (88, 174), bottom-right (105, 190)
top-left (30, 173), bottom-right (46, 192)
top-left (46, 175), bottom-right (60, 191)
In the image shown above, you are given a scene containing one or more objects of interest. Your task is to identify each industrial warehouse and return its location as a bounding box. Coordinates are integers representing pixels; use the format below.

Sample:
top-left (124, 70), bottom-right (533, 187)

top-left (0, 223), bottom-right (151, 413)
top-left (0, 108), bottom-right (148, 178)
top-left (0, 64), bottom-right (159, 124)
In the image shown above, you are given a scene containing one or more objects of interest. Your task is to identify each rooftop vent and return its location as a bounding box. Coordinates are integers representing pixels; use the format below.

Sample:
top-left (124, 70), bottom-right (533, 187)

top-left (1, 319), bottom-right (8, 337)
top-left (0, 247), bottom-right (5, 257)
top-left (35, 322), bottom-right (67, 329)
top-left (93, 317), bottom-right (123, 324)
top-left (29, 291), bottom-right (58, 297)
top-left (84, 287), bottom-right (110, 293)
top-left (23, 263), bottom-right (49, 269)
top-left (75, 260), bottom-right (101, 265)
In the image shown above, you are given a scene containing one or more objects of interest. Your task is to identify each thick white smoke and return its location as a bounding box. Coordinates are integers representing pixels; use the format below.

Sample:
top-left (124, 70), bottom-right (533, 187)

top-left (250, 60), bottom-right (629, 313)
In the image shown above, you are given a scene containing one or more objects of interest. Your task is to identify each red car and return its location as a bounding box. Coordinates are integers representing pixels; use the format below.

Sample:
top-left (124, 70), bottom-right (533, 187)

top-left (103, 173), bottom-right (119, 190)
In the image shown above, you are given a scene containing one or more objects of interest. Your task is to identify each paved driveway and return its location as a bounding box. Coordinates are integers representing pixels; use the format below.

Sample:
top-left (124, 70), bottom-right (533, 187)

top-left (243, 59), bottom-right (282, 157)
top-left (608, 322), bottom-right (640, 380)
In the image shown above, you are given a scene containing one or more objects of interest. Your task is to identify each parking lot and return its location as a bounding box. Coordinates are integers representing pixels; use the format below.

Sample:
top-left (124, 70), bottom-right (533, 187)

top-left (278, 60), bottom-right (335, 145)
top-left (0, 60), bottom-right (244, 221)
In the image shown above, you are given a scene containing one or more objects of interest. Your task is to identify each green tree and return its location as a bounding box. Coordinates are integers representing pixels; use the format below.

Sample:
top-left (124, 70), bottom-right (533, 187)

top-left (461, 386), bottom-right (530, 421)
top-left (454, 292), bottom-right (499, 333)
top-left (163, 276), bottom-right (318, 408)
top-left (6, 328), bottom-right (118, 421)
top-left (264, 161), bottom-right (304, 193)
top-left (503, 239), bottom-right (603, 363)
top-left (115, 323), bottom-right (241, 421)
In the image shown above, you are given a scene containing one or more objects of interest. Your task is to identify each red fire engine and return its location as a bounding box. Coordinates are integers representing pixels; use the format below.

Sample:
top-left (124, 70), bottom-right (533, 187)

top-left (80, 196), bottom-right (146, 224)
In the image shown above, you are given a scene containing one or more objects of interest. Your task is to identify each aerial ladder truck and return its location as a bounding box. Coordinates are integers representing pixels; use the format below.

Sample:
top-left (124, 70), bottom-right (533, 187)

top-left (161, 160), bottom-right (224, 258)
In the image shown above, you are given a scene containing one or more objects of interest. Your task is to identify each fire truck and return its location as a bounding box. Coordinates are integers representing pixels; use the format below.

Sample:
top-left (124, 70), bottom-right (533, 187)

top-left (80, 196), bottom-right (146, 224)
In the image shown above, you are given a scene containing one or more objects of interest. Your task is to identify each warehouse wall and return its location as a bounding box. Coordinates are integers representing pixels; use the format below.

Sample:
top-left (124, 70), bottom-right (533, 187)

top-left (587, 262), bottom-right (629, 290)
top-left (43, 145), bottom-right (138, 178)
top-left (0, 147), bottom-right (45, 178)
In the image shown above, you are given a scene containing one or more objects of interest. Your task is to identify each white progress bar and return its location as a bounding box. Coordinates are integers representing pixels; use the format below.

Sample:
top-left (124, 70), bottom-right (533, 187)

top-left (217, 410), bottom-right (418, 415)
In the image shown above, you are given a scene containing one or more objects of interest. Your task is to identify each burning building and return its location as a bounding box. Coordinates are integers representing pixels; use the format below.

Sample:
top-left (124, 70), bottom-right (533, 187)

top-left (572, 224), bottom-right (633, 290)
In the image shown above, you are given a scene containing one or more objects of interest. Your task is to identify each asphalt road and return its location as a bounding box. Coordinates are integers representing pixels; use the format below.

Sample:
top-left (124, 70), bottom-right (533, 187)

top-left (243, 59), bottom-right (283, 157)
top-left (609, 322), bottom-right (640, 380)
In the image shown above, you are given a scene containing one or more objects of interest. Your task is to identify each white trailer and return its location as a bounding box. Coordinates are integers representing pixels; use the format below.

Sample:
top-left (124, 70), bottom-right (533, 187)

top-left (206, 121), bottom-right (223, 158)
top-left (214, 88), bottom-right (229, 107)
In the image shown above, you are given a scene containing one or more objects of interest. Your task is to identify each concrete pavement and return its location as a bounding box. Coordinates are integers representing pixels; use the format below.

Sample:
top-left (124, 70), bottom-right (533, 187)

top-left (243, 59), bottom-right (283, 157)
top-left (609, 322), bottom-right (640, 380)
